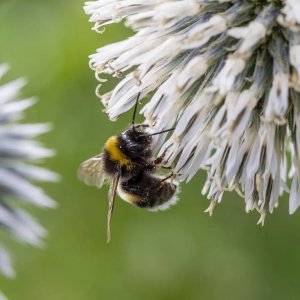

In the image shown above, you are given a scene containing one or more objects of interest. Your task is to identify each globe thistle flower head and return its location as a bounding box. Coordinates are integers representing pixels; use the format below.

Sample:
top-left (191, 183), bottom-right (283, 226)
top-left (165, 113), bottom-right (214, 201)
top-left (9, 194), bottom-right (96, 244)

top-left (0, 65), bottom-right (58, 278)
top-left (84, 0), bottom-right (300, 223)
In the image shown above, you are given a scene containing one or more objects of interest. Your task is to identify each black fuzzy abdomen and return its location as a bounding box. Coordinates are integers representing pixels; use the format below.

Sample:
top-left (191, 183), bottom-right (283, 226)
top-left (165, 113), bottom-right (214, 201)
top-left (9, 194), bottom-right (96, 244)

top-left (142, 181), bottom-right (177, 209)
top-left (120, 174), bottom-right (177, 209)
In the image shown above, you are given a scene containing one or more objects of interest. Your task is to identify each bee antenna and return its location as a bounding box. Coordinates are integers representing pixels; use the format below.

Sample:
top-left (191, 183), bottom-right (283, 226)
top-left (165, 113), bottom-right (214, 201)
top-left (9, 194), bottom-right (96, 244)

top-left (147, 127), bottom-right (175, 137)
top-left (132, 92), bottom-right (141, 129)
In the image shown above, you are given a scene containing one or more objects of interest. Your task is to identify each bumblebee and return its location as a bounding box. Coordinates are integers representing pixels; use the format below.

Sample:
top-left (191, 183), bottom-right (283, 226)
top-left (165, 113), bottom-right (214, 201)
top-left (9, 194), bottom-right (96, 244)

top-left (78, 93), bottom-right (179, 242)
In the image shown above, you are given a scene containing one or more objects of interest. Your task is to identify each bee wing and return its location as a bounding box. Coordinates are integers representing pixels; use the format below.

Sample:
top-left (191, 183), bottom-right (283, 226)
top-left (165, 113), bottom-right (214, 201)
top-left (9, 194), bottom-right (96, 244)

top-left (77, 154), bottom-right (107, 188)
top-left (107, 174), bottom-right (120, 243)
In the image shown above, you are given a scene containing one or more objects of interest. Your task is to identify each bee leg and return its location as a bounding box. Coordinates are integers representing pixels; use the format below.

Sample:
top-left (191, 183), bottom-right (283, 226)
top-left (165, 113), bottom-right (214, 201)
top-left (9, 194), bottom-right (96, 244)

top-left (153, 149), bottom-right (167, 165)
top-left (159, 171), bottom-right (182, 185)
top-left (159, 172), bottom-right (174, 184)
top-left (144, 150), bottom-right (168, 173)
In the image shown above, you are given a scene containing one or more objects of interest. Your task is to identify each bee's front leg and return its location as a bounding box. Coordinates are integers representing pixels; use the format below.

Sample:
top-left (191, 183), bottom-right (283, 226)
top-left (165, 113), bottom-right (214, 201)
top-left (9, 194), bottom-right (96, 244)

top-left (159, 172), bottom-right (174, 184)
top-left (152, 149), bottom-right (167, 165)
top-left (144, 150), bottom-right (166, 173)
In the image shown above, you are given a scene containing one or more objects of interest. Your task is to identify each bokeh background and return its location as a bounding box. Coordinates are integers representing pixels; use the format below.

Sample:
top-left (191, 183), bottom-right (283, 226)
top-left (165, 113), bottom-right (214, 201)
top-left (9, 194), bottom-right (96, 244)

top-left (0, 1), bottom-right (300, 299)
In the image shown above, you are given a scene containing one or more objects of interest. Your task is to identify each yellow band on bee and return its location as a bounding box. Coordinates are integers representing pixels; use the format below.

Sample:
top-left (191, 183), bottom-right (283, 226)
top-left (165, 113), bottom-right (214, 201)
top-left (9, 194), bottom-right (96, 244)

top-left (105, 136), bottom-right (132, 167)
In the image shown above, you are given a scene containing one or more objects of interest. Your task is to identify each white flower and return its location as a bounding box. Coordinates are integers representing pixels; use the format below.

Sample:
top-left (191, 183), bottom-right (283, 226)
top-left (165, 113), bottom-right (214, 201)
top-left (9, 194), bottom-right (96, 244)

top-left (0, 65), bottom-right (58, 278)
top-left (84, 0), bottom-right (300, 222)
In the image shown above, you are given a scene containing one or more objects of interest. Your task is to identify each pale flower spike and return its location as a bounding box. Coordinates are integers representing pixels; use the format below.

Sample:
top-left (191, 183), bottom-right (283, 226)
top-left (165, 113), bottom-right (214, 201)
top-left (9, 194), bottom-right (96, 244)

top-left (0, 65), bottom-right (58, 278)
top-left (84, 0), bottom-right (300, 224)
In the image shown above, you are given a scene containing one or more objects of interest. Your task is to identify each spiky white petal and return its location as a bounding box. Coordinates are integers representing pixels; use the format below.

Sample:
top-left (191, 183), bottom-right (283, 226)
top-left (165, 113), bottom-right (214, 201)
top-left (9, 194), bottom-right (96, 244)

top-left (85, 0), bottom-right (300, 222)
top-left (0, 65), bottom-right (57, 278)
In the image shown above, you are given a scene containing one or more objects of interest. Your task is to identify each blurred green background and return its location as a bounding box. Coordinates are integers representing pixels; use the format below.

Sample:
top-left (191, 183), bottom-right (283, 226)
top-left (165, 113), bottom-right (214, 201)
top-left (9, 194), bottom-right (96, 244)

top-left (0, 1), bottom-right (300, 299)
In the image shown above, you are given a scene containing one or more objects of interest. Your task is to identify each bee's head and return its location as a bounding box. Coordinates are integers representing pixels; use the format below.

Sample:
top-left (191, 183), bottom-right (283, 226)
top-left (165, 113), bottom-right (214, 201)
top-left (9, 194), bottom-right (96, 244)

top-left (119, 126), bottom-right (152, 159)
top-left (132, 124), bottom-right (152, 141)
